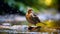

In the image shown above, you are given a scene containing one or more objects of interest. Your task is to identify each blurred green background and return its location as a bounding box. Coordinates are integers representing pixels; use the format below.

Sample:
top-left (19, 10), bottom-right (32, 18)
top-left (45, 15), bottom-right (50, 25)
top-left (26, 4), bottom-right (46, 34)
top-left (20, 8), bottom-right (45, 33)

top-left (4, 0), bottom-right (58, 14)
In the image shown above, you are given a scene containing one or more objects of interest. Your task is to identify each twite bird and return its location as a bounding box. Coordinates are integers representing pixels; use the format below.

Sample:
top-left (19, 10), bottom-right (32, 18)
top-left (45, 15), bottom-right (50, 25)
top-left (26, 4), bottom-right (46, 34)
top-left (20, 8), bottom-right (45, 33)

top-left (26, 9), bottom-right (41, 25)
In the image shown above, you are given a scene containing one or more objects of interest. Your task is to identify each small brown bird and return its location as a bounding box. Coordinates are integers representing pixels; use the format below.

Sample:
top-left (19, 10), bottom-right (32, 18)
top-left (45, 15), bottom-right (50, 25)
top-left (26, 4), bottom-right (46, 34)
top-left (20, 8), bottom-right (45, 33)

top-left (26, 9), bottom-right (41, 25)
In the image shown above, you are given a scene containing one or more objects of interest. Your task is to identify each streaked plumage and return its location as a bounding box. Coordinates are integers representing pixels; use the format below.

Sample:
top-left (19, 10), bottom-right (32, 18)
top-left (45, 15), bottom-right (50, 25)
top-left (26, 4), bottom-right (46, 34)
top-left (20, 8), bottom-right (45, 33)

top-left (26, 9), bottom-right (41, 25)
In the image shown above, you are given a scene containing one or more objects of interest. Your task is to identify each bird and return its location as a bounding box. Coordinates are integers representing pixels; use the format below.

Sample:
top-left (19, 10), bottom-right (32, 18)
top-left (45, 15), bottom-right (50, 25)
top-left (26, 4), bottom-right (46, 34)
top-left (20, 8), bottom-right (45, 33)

top-left (26, 8), bottom-right (42, 25)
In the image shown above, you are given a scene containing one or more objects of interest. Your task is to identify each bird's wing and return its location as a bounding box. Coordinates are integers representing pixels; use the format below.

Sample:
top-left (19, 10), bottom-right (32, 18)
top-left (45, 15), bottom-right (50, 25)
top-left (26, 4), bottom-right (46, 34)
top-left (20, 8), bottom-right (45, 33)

top-left (31, 14), bottom-right (41, 23)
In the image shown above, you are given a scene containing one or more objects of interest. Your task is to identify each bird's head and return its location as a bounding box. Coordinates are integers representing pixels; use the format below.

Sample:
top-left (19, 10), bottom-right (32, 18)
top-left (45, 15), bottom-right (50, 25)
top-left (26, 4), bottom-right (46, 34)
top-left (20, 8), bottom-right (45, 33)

top-left (28, 9), bottom-right (33, 14)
